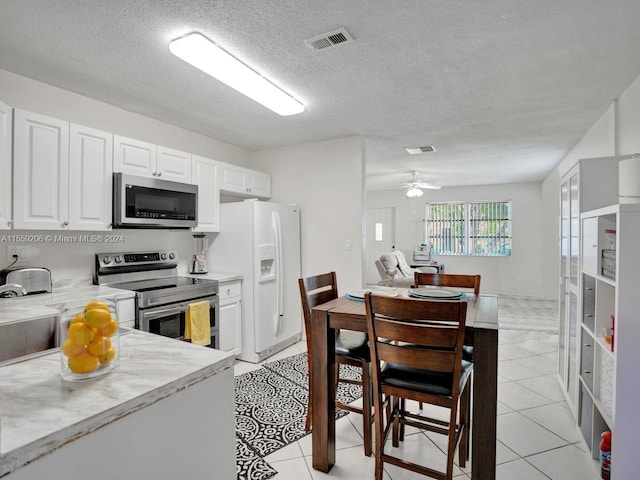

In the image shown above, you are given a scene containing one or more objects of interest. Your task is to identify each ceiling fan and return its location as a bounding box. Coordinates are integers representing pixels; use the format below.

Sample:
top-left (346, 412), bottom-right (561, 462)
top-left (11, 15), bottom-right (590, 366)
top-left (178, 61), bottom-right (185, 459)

top-left (403, 171), bottom-right (441, 197)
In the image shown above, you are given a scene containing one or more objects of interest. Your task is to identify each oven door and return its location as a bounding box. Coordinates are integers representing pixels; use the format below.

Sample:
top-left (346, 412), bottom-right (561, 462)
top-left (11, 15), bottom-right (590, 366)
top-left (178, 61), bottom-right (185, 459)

top-left (137, 295), bottom-right (219, 349)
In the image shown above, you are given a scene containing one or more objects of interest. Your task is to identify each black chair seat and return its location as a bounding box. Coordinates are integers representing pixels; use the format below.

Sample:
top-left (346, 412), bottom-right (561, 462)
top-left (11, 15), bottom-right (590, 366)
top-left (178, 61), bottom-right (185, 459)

top-left (463, 345), bottom-right (473, 362)
top-left (381, 360), bottom-right (473, 396)
top-left (335, 331), bottom-right (370, 362)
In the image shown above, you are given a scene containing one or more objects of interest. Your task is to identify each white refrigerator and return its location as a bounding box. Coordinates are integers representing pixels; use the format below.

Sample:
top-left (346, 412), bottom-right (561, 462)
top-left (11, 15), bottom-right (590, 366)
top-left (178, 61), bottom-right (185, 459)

top-left (209, 200), bottom-right (302, 363)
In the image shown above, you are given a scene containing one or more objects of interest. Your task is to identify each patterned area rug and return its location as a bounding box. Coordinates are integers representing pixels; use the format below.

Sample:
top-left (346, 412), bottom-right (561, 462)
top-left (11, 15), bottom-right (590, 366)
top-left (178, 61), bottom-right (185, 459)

top-left (498, 294), bottom-right (559, 332)
top-left (235, 352), bottom-right (362, 480)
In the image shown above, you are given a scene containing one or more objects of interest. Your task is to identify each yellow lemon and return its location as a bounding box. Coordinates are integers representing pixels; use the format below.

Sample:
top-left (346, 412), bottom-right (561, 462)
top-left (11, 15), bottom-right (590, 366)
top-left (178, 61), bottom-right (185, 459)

top-left (68, 352), bottom-right (99, 374)
top-left (99, 319), bottom-right (119, 337)
top-left (67, 323), bottom-right (96, 345)
top-left (69, 313), bottom-right (85, 327)
top-left (88, 335), bottom-right (112, 356)
top-left (61, 339), bottom-right (85, 357)
top-left (84, 308), bottom-right (112, 329)
top-left (84, 300), bottom-right (110, 312)
top-left (98, 347), bottom-right (117, 364)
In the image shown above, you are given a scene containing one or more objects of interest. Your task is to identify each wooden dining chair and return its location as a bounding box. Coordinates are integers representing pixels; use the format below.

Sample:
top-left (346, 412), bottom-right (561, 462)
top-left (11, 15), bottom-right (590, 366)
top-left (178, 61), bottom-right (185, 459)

top-left (298, 272), bottom-right (373, 456)
top-left (364, 293), bottom-right (472, 480)
top-left (413, 272), bottom-right (481, 295)
top-left (414, 272), bottom-right (480, 362)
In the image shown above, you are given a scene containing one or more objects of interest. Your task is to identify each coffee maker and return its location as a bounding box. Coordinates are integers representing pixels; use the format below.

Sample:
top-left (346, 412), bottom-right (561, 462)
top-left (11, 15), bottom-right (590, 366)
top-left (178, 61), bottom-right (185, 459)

top-left (189, 233), bottom-right (209, 274)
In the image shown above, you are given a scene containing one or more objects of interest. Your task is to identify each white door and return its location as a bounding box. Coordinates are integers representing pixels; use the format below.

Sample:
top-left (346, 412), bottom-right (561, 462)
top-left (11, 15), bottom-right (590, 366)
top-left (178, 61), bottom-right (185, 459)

top-left (68, 124), bottom-right (113, 230)
top-left (253, 202), bottom-right (301, 352)
top-left (366, 207), bottom-right (395, 284)
top-left (191, 155), bottom-right (220, 232)
top-left (156, 145), bottom-right (192, 183)
top-left (13, 109), bottom-right (69, 230)
top-left (220, 165), bottom-right (246, 194)
top-left (0, 101), bottom-right (12, 230)
top-left (113, 135), bottom-right (156, 177)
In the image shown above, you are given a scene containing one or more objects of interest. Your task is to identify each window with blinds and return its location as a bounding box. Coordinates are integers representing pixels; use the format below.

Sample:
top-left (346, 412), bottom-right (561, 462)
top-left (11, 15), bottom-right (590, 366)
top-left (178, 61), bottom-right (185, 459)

top-left (426, 201), bottom-right (511, 256)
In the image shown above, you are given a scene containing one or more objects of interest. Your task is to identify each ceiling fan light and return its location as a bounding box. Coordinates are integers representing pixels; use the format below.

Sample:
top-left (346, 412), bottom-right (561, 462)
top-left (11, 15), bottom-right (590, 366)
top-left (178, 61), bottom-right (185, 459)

top-left (169, 32), bottom-right (305, 116)
top-left (406, 186), bottom-right (423, 198)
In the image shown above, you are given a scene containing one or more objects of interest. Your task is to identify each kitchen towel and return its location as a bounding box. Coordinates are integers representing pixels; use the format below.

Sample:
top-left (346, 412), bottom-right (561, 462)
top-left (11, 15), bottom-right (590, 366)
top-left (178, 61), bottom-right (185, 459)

top-left (184, 300), bottom-right (211, 346)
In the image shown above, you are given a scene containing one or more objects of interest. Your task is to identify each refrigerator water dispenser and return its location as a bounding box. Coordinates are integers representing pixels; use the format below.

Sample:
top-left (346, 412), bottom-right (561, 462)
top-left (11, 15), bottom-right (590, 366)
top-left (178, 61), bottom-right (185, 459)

top-left (258, 244), bottom-right (276, 282)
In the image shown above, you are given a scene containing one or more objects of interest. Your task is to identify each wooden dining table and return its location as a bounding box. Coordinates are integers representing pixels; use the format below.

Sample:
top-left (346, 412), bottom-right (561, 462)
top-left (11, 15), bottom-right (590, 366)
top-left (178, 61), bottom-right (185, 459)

top-left (310, 290), bottom-right (499, 479)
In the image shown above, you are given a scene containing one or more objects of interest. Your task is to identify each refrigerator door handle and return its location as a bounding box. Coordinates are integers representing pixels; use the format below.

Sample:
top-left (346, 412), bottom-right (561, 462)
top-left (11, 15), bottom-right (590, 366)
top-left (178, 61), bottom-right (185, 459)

top-left (273, 211), bottom-right (284, 336)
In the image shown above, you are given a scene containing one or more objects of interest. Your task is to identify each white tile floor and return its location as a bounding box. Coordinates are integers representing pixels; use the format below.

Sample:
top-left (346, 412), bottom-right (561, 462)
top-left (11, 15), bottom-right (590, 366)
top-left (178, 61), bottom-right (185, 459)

top-left (234, 330), bottom-right (600, 480)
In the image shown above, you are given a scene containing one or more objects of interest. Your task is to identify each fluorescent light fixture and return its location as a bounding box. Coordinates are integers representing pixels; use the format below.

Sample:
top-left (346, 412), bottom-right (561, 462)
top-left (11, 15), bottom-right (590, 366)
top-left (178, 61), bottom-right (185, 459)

top-left (405, 146), bottom-right (436, 155)
top-left (169, 32), bottom-right (305, 116)
top-left (406, 186), bottom-right (424, 198)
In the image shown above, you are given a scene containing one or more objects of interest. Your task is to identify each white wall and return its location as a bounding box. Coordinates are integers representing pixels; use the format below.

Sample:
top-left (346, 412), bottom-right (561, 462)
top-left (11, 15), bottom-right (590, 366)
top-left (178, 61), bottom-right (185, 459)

top-left (251, 137), bottom-right (365, 293)
top-left (0, 70), bottom-right (252, 281)
top-left (367, 182), bottom-right (545, 296)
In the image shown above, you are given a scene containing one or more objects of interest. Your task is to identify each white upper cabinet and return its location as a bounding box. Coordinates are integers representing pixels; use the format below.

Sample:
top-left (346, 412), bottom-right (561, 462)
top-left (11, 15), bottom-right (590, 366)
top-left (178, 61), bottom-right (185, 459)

top-left (191, 155), bottom-right (220, 232)
top-left (0, 101), bottom-right (12, 230)
top-left (13, 109), bottom-right (70, 230)
top-left (68, 124), bottom-right (113, 230)
top-left (113, 135), bottom-right (156, 177)
top-left (114, 135), bottom-right (192, 183)
top-left (219, 164), bottom-right (271, 199)
top-left (156, 145), bottom-right (192, 183)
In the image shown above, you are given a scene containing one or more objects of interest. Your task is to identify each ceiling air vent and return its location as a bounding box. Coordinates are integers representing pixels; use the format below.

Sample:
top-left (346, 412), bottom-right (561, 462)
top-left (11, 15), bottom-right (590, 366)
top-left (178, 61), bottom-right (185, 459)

top-left (405, 146), bottom-right (436, 155)
top-left (305, 27), bottom-right (353, 50)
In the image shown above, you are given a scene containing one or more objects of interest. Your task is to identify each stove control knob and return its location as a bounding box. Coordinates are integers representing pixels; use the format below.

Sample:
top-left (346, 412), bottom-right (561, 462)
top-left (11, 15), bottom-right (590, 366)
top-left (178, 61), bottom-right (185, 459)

top-left (169, 252), bottom-right (176, 260)
top-left (160, 253), bottom-right (167, 260)
top-left (114, 255), bottom-right (122, 264)
top-left (103, 256), bottom-right (111, 265)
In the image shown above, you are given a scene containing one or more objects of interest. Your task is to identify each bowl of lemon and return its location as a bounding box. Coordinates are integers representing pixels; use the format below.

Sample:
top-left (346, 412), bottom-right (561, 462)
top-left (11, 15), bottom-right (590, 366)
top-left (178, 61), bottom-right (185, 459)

top-left (59, 299), bottom-right (119, 381)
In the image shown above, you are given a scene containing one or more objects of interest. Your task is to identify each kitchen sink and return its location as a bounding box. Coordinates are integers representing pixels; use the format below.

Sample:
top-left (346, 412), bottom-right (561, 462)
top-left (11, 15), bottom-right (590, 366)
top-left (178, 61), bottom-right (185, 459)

top-left (0, 310), bottom-right (58, 364)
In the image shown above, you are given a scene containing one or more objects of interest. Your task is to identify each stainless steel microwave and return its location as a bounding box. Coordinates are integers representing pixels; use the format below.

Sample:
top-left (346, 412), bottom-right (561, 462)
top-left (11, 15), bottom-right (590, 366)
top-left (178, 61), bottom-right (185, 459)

top-left (112, 173), bottom-right (198, 228)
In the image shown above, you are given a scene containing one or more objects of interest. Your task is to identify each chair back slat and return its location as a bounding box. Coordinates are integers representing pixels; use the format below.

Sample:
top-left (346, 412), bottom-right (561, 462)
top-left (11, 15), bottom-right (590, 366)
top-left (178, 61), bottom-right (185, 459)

top-left (413, 273), bottom-right (481, 295)
top-left (374, 319), bottom-right (459, 347)
top-left (299, 272), bottom-right (338, 323)
top-left (376, 341), bottom-right (456, 372)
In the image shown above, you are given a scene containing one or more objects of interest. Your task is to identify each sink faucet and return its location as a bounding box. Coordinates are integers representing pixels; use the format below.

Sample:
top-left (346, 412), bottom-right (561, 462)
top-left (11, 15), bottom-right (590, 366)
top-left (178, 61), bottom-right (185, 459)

top-left (0, 283), bottom-right (28, 298)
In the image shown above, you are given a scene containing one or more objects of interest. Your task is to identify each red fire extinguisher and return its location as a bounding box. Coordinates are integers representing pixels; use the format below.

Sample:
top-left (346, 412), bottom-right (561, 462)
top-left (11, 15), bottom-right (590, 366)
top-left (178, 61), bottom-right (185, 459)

top-left (600, 431), bottom-right (611, 480)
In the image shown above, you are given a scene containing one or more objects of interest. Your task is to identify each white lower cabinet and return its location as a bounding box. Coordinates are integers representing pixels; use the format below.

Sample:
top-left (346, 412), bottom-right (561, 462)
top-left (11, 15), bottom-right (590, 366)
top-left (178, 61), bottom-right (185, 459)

top-left (115, 297), bottom-right (136, 330)
top-left (218, 280), bottom-right (241, 356)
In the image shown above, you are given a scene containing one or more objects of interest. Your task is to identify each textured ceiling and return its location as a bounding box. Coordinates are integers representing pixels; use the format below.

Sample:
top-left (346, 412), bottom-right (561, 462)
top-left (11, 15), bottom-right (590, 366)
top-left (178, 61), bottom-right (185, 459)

top-left (2, 0), bottom-right (640, 190)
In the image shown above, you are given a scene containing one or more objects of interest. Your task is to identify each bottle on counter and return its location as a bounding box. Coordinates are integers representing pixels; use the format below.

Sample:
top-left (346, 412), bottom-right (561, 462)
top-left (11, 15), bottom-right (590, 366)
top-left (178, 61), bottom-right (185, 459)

top-left (600, 430), bottom-right (611, 480)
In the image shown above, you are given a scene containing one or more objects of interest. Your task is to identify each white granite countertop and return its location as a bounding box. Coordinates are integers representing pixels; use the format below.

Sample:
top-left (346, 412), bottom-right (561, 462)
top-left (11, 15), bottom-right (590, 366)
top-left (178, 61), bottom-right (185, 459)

top-left (179, 270), bottom-right (243, 283)
top-left (0, 284), bottom-right (136, 325)
top-left (0, 329), bottom-right (234, 477)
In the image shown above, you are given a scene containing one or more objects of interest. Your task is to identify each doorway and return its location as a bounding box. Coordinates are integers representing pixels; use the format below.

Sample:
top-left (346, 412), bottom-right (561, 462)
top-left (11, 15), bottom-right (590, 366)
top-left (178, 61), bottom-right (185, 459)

top-left (365, 207), bottom-right (395, 285)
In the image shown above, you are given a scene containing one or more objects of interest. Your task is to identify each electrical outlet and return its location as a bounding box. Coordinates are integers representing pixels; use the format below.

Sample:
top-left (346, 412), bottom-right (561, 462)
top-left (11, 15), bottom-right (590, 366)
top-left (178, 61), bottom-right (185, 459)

top-left (6, 245), bottom-right (30, 263)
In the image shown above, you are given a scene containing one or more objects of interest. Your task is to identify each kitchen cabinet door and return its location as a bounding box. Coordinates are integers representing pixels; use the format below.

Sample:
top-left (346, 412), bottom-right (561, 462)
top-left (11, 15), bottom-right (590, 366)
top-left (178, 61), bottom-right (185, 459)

top-left (113, 135), bottom-right (156, 177)
top-left (191, 155), bottom-right (220, 232)
top-left (219, 164), bottom-right (271, 199)
top-left (247, 170), bottom-right (271, 198)
top-left (13, 109), bottom-right (69, 230)
top-left (68, 124), bottom-right (113, 230)
top-left (0, 101), bottom-right (12, 230)
top-left (156, 145), bottom-right (192, 183)
top-left (218, 281), bottom-right (242, 356)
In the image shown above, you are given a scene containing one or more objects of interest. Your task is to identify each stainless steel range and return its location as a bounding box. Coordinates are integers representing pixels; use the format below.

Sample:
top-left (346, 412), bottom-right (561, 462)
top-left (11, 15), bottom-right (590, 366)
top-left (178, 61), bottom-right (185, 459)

top-left (94, 250), bottom-right (219, 348)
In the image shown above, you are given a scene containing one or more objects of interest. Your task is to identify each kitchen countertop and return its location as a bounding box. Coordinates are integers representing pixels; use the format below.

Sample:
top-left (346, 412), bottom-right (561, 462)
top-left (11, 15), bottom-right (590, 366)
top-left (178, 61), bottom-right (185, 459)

top-left (180, 270), bottom-right (243, 283)
top-left (0, 328), bottom-right (234, 477)
top-left (0, 284), bottom-right (136, 324)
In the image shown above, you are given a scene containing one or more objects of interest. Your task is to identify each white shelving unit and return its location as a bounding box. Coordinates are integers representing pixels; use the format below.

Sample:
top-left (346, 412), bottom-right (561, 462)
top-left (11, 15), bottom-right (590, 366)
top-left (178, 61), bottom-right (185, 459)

top-left (579, 203), bottom-right (640, 479)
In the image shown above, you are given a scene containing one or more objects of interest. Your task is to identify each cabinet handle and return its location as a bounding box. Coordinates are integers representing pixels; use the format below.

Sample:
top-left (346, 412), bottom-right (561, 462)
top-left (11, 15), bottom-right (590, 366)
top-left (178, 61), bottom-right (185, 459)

top-left (61, 221), bottom-right (68, 227)
top-left (592, 244), bottom-right (597, 248)
top-left (226, 288), bottom-right (231, 295)
top-left (584, 314), bottom-right (593, 318)
top-left (157, 172), bottom-right (162, 177)
top-left (585, 287), bottom-right (594, 291)
top-left (583, 370), bottom-right (591, 374)
top-left (107, 223), bottom-right (112, 229)
top-left (584, 344), bottom-right (592, 347)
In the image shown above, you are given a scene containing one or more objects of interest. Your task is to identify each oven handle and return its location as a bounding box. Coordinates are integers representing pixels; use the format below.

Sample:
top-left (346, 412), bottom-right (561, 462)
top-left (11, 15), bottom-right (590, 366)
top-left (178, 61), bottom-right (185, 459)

top-left (140, 304), bottom-right (190, 321)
